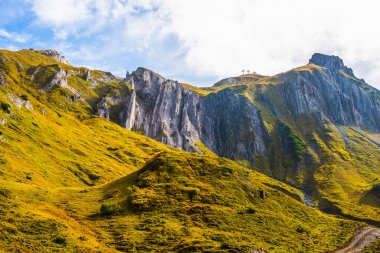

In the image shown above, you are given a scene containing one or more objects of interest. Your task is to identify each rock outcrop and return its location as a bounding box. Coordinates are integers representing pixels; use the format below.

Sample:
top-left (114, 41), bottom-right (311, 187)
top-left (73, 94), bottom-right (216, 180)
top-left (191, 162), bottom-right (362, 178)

top-left (0, 72), bottom-right (6, 87)
top-left (44, 66), bottom-right (79, 96)
top-left (35, 49), bottom-right (70, 65)
top-left (7, 93), bottom-right (33, 110)
top-left (95, 97), bottom-right (110, 120)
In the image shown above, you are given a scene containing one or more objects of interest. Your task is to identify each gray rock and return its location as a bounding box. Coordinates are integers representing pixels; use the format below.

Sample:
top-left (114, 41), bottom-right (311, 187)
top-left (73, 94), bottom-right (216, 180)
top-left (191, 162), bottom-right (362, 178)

top-left (280, 56), bottom-right (380, 131)
top-left (0, 117), bottom-right (7, 125)
top-left (94, 53), bottom-right (380, 166)
top-left (103, 67), bottom-right (268, 161)
top-left (95, 97), bottom-right (110, 120)
top-left (0, 72), bottom-right (6, 87)
top-left (7, 94), bottom-right (23, 108)
top-left (7, 93), bottom-right (33, 110)
top-left (84, 69), bottom-right (91, 81)
top-left (24, 100), bottom-right (33, 110)
top-left (44, 66), bottom-right (79, 96)
top-left (36, 49), bottom-right (70, 65)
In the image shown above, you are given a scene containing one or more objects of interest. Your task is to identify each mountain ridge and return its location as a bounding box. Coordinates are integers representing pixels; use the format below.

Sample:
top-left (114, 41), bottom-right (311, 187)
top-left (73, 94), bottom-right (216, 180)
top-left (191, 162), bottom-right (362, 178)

top-left (90, 51), bottom-right (380, 226)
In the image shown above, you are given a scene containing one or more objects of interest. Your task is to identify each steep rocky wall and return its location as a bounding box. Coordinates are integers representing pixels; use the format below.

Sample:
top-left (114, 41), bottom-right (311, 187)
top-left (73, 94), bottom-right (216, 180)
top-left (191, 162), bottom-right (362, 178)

top-left (94, 54), bottom-right (380, 166)
top-left (278, 55), bottom-right (380, 131)
top-left (97, 67), bottom-right (268, 161)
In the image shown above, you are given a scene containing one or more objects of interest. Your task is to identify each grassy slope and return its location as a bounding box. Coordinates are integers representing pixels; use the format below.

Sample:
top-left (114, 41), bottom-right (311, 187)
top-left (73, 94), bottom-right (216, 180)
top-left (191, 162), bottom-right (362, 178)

top-left (0, 49), bottom-right (363, 252)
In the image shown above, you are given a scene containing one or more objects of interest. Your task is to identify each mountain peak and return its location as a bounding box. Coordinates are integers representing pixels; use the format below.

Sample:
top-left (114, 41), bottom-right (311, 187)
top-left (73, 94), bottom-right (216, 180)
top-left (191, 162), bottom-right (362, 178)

top-left (309, 53), bottom-right (354, 76)
top-left (134, 67), bottom-right (165, 80)
top-left (125, 67), bottom-right (168, 90)
top-left (309, 53), bottom-right (344, 69)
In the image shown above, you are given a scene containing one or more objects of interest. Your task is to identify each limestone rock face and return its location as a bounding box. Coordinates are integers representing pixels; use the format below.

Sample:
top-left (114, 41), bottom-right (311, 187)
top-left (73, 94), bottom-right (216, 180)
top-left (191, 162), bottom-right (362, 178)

top-left (280, 54), bottom-right (380, 131)
top-left (95, 97), bottom-right (110, 120)
top-left (95, 54), bottom-right (380, 164)
top-left (7, 93), bottom-right (33, 110)
top-left (97, 67), bottom-right (268, 160)
top-left (36, 49), bottom-right (70, 65)
top-left (44, 66), bottom-right (78, 96)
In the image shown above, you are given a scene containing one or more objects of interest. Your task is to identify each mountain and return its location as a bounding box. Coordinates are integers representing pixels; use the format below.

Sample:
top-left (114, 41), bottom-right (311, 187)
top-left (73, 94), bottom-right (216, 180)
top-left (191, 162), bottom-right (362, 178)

top-left (0, 48), bottom-right (379, 252)
top-left (95, 52), bottom-right (380, 225)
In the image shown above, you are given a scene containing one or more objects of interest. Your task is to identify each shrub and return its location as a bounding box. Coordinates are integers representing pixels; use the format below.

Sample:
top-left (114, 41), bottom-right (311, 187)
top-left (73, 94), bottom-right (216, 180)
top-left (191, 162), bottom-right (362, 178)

top-left (100, 202), bottom-right (121, 216)
top-left (20, 94), bottom-right (28, 101)
top-left (238, 207), bottom-right (256, 214)
top-left (296, 225), bottom-right (307, 233)
top-left (187, 188), bottom-right (199, 201)
top-left (0, 102), bottom-right (10, 113)
top-left (52, 235), bottom-right (67, 244)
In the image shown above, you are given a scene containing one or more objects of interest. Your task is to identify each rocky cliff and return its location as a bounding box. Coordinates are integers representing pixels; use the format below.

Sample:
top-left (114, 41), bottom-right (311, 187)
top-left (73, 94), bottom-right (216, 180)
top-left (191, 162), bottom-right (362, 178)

top-left (278, 54), bottom-right (380, 131)
top-left (96, 54), bottom-right (380, 169)
top-left (100, 67), bottom-right (268, 161)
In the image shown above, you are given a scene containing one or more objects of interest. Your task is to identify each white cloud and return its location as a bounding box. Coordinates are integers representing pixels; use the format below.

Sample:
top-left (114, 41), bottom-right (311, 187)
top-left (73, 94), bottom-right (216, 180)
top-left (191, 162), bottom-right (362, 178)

top-left (29, 0), bottom-right (380, 88)
top-left (0, 28), bottom-right (29, 43)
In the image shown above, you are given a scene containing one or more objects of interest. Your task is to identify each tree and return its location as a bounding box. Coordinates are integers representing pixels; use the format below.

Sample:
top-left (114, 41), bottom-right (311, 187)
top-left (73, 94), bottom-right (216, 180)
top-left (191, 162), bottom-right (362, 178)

top-left (242, 69), bottom-right (245, 75)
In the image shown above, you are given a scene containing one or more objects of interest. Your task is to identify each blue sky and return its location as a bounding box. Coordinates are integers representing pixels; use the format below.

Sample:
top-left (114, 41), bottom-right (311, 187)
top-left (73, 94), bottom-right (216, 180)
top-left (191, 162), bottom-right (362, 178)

top-left (1, 0), bottom-right (380, 88)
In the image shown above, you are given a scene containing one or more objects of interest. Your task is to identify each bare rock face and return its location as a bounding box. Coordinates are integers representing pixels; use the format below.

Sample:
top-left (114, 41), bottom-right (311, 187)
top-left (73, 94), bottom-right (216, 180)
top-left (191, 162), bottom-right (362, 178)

top-left (95, 53), bottom-right (380, 165)
top-left (44, 66), bottom-right (78, 96)
top-left (36, 49), bottom-right (70, 65)
top-left (7, 93), bottom-right (33, 110)
top-left (95, 97), bottom-right (110, 120)
top-left (84, 69), bottom-right (91, 81)
top-left (0, 72), bottom-right (6, 87)
top-left (98, 67), bottom-right (268, 161)
top-left (280, 54), bottom-right (380, 131)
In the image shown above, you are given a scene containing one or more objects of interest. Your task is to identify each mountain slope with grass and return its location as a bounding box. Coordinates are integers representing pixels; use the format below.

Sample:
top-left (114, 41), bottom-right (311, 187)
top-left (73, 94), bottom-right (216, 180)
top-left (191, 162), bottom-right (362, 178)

top-left (93, 52), bottom-right (380, 226)
top-left (0, 49), bottom-right (378, 252)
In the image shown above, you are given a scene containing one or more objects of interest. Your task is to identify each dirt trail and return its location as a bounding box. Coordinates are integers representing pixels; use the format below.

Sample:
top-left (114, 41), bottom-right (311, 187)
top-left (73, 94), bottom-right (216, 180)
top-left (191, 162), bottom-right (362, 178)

top-left (333, 226), bottom-right (380, 253)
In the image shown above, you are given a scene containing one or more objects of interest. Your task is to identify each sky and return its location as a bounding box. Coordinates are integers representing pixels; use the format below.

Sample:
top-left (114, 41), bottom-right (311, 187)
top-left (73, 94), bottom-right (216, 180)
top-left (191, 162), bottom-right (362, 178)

top-left (1, 0), bottom-right (380, 88)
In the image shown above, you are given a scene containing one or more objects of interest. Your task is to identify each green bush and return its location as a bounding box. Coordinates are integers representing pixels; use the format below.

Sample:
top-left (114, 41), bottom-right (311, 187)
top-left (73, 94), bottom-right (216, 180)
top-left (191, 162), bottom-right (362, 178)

top-left (0, 102), bottom-right (10, 113)
top-left (52, 235), bottom-right (67, 244)
top-left (238, 207), bottom-right (256, 215)
top-left (100, 202), bottom-right (121, 216)
top-left (296, 225), bottom-right (308, 233)
top-left (20, 94), bottom-right (28, 101)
